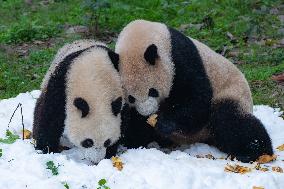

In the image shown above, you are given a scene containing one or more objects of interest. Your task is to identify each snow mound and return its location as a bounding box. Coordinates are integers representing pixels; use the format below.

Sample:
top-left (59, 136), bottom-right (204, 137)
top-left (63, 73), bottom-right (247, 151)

top-left (0, 91), bottom-right (283, 189)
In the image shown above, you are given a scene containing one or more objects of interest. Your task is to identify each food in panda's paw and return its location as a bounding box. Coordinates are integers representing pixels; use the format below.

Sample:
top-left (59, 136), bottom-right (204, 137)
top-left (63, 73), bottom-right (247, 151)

top-left (256, 154), bottom-right (277, 164)
top-left (111, 156), bottom-right (123, 171)
top-left (147, 114), bottom-right (158, 127)
top-left (23, 129), bottom-right (32, 139)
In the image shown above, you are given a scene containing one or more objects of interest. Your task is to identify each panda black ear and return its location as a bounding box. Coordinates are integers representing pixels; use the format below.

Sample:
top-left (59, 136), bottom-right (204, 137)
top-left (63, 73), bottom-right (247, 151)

top-left (144, 44), bottom-right (159, 65)
top-left (108, 51), bottom-right (119, 71)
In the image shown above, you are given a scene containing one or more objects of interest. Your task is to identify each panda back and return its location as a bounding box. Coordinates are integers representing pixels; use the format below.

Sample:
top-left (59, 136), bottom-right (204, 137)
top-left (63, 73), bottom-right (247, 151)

top-left (190, 38), bottom-right (253, 113)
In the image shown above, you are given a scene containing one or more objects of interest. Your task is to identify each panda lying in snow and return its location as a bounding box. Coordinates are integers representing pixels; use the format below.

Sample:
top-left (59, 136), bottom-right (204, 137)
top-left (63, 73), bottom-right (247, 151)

top-left (115, 20), bottom-right (273, 162)
top-left (33, 40), bottom-right (124, 163)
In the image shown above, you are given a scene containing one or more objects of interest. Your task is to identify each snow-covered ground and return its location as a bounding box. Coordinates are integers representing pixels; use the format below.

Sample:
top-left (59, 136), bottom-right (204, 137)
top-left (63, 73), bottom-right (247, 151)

top-left (0, 91), bottom-right (283, 189)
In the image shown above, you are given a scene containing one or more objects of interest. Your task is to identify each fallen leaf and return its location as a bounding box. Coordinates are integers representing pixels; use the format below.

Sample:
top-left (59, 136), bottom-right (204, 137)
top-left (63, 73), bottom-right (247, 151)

top-left (147, 114), bottom-right (158, 127)
top-left (23, 129), bottom-right (32, 139)
top-left (257, 154), bottom-right (277, 164)
top-left (195, 155), bottom-right (204, 158)
top-left (254, 163), bottom-right (269, 172)
top-left (226, 32), bottom-right (237, 43)
top-left (224, 164), bottom-right (251, 174)
top-left (276, 144), bottom-right (284, 151)
top-left (205, 154), bottom-right (215, 160)
top-left (253, 186), bottom-right (264, 189)
top-left (111, 156), bottom-right (123, 171)
top-left (272, 166), bottom-right (283, 173)
top-left (272, 73), bottom-right (284, 83)
top-left (260, 167), bottom-right (269, 172)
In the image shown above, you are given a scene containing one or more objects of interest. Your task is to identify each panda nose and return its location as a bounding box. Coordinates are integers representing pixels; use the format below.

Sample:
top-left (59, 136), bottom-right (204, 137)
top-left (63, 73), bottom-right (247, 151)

top-left (128, 95), bottom-right (135, 103)
top-left (81, 138), bottom-right (94, 148)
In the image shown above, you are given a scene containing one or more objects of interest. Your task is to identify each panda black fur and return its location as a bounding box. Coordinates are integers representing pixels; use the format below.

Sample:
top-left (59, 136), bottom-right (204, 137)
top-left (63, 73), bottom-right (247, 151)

top-left (33, 40), bottom-right (123, 162)
top-left (115, 20), bottom-right (273, 162)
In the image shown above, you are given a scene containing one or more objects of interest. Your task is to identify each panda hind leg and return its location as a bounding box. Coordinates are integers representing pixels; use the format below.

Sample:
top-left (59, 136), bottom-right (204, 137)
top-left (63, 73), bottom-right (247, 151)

top-left (209, 99), bottom-right (273, 163)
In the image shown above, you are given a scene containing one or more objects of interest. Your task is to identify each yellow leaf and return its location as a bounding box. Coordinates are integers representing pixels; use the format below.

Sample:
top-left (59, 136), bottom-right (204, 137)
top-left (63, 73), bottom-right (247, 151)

top-left (253, 186), bottom-right (264, 189)
top-left (147, 114), bottom-right (158, 127)
top-left (276, 144), bottom-right (284, 151)
top-left (272, 166), bottom-right (283, 173)
top-left (111, 156), bottom-right (123, 171)
top-left (23, 129), bottom-right (32, 139)
top-left (256, 154), bottom-right (277, 164)
top-left (254, 163), bottom-right (269, 172)
top-left (224, 164), bottom-right (251, 174)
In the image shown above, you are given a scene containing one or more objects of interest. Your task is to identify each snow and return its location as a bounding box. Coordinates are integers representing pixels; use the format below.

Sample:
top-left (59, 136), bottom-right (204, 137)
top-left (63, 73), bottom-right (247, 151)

top-left (0, 90), bottom-right (283, 189)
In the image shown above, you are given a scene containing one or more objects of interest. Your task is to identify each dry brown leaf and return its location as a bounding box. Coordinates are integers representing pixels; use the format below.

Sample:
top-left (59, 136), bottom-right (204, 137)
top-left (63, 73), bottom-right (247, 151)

top-left (253, 187), bottom-right (264, 189)
top-left (23, 129), bottom-right (32, 139)
top-left (111, 156), bottom-right (123, 171)
top-left (260, 168), bottom-right (269, 172)
top-left (195, 155), bottom-right (204, 158)
top-left (272, 166), bottom-right (283, 173)
top-left (276, 144), bottom-right (284, 151)
top-left (257, 154), bottom-right (277, 164)
top-left (205, 154), bottom-right (215, 160)
top-left (147, 114), bottom-right (158, 127)
top-left (271, 73), bottom-right (284, 83)
top-left (254, 163), bottom-right (269, 172)
top-left (224, 164), bottom-right (251, 174)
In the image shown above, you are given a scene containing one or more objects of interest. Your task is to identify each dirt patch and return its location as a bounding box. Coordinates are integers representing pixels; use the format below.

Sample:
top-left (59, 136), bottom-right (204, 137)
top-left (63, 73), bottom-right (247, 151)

top-left (0, 37), bottom-right (64, 57)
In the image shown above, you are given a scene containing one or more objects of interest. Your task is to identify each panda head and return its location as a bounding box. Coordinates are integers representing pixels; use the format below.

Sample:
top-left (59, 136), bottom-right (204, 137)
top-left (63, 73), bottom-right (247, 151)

top-left (64, 45), bottom-right (123, 158)
top-left (115, 20), bottom-right (174, 116)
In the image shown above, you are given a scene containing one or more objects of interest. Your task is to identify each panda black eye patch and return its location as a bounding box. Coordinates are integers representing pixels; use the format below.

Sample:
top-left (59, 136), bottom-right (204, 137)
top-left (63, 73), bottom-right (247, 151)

top-left (73, 97), bottom-right (90, 118)
top-left (111, 97), bottom-right (122, 116)
top-left (148, 88), bottom-right (159, 98)
top-left (144, 44), bottom-right (159, 65)
top-left (128, 95), bottom-right (135, 103)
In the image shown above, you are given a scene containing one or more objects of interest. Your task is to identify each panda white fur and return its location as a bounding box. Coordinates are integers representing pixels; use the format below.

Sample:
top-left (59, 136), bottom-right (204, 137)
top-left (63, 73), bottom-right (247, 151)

top-left (33, 40), bottom-right (123, 162)
top-left (116, 20), bottom-right (273, 162)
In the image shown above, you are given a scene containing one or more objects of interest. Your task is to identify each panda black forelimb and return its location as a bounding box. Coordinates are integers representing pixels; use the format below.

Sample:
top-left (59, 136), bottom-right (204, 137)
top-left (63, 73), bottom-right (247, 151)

top-left (155, 101), bottom-right (210, 136)
top-left (105, 141), bottom-right (119, 159)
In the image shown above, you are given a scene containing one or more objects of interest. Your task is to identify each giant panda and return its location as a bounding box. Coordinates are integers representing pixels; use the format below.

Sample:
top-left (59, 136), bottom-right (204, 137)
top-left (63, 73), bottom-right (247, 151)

top-left (115, 20), bottom-right (273, 162)
top-left (33, 40), bottom-right (124, 162)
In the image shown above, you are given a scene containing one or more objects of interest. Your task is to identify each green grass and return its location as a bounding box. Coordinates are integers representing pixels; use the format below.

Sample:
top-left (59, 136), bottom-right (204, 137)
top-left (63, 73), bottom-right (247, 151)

top-left (0, 48), bottom-right (56, 98)
top-left (0, 0), bottom-right (283, 109)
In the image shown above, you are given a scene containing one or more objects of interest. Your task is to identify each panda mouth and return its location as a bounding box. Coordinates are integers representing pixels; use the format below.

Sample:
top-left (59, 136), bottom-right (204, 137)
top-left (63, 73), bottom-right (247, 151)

top-left (136, 97), bottom-right (159, 116)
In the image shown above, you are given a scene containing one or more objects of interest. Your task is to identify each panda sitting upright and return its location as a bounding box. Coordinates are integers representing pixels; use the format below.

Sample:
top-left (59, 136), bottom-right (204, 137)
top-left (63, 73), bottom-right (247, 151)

top-left (115, 20), bottom-right (273, 162)
top-left (33, 40), bottom-right (124, 162)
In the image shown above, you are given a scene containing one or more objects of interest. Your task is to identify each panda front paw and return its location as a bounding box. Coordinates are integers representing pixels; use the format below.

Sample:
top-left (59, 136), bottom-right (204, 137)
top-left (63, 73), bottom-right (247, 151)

top-left (228, 140), bottom-right (273, 163)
